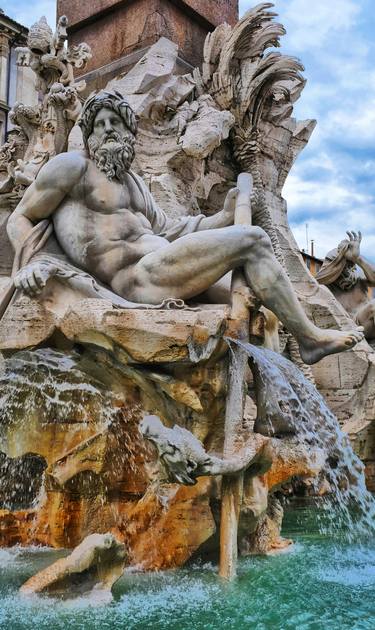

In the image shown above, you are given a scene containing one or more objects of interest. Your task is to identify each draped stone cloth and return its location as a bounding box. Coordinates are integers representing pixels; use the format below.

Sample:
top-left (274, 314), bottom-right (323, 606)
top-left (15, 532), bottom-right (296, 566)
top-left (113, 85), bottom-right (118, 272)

top-left (315, 247), bottom-right (347, 286)
top-left (0, 170), bottom-right (206, 319)
top-left (315, 246), bottom-right (358, 291)
top-left (129, 170), bottom-right (205, 241)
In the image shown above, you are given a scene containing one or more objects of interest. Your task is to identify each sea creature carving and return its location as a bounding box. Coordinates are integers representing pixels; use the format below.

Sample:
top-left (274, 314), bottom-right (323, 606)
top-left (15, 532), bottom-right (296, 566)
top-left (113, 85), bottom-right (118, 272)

top-left (140, 415), bottom-right (268, 485)
top-left (139, 412), bottom-right (325, 493)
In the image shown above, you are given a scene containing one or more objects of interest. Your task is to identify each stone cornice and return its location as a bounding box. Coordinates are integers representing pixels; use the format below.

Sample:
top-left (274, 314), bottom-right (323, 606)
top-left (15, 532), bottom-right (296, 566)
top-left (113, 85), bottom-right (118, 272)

top-left (0, 11), bottom-right (28, 46)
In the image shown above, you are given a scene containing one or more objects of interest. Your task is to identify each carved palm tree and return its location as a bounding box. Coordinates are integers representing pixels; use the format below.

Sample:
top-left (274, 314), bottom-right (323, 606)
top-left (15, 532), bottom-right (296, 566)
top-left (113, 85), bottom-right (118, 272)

top-left (194, 3), bottom-right (305, 265)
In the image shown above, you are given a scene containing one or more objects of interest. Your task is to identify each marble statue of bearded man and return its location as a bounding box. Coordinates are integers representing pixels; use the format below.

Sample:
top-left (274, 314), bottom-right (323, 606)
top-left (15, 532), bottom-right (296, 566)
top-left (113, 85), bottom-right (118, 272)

top-left (6, 90), bottom-right (363, 364)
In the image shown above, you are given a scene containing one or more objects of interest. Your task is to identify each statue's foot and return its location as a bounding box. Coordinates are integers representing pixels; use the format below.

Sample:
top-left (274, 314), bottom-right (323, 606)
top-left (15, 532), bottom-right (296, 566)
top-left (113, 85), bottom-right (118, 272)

top-left (299, 327), bottom-right (364, 365)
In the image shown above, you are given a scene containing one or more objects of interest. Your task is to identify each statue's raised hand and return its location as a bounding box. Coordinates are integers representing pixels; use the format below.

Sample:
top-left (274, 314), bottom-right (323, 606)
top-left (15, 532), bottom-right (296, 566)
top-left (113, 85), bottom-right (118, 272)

top-left (14, 259), bottom-right (58, 296)
top-left (222, 187), bottom-right (239, 224)
top-left (344, 230), bottom-right (362, 263)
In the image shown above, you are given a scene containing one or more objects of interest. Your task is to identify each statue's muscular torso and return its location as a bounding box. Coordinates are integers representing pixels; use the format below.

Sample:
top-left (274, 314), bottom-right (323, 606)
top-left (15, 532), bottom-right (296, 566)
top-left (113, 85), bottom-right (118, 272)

top-left (53, 154), bottom-right (168, 285)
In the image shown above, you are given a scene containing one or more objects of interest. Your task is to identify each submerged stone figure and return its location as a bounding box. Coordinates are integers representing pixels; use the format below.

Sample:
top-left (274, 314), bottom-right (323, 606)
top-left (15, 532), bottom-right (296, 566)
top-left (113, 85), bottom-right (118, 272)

top-left (20, 532), bottom-right (127, 601)
top-left (6, 91), bottom-right (363, 364)
top-left (316, 231), bottom-right (375, 342)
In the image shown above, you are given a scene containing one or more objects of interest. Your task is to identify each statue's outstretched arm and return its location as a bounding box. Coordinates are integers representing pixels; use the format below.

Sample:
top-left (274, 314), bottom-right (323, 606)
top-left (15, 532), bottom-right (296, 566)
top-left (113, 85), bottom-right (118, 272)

top-left (130, 170), bottom-right (237, 241)
top-left (159, 188), bottom-right (238, 240)
top-left (7, 152), bottom-right (86, 250)
top-left (196, 188), bottom-right (238, 231)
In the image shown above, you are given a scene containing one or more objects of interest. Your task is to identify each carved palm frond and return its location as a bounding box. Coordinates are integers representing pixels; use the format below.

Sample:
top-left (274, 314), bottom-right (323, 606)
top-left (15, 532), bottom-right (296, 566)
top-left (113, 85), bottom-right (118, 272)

top-left (202, 23), bottom-right (232, 86)
top-left (195, 2), bottom-right (308, 267)
top-left (207, 73), bottom-right (234, 110)
top-left (247, 21), bottom-right (286, 57)
top-left (218, 3), bottom-right (281, 77)
top-left (240, 53), bottom-right (304, 128)
top-left (198, 3), bottom-right (302, 132)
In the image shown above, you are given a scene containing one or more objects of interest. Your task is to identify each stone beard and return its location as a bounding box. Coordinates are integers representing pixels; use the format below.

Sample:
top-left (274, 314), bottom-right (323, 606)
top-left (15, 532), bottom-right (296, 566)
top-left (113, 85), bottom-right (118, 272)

top-left (87, 129), bottom-right (136, 182)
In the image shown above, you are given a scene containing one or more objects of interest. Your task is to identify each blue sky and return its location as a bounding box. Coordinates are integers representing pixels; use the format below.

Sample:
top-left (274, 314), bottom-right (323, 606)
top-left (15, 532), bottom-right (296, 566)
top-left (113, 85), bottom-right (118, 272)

top-left (239, 0), bottom-right (375, 260)
top-left (3, 0), bottom-right (375, 260)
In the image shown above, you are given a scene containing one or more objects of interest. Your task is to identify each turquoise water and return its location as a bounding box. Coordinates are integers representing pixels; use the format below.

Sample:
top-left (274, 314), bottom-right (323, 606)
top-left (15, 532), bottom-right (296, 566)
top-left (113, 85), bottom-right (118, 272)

top-left (0, 506), bottom-right (374, 630)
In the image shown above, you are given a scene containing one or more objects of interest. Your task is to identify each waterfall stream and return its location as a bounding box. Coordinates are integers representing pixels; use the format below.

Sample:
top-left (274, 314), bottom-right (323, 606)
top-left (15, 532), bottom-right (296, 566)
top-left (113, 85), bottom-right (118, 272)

top-left (0, 348), bottom-right (122, 511)
top-left (233, 340), bottom-right (375, 539)
top-left (0, 348), bottom-right (119, 427)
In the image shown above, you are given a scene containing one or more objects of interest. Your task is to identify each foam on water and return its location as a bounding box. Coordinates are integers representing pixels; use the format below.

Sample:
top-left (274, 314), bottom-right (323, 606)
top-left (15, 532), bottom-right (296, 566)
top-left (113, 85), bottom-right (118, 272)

top-left (0, 548), bottom-right (16, 568)
top-left (0, 545), bottom-right (56, 569)
top-left (2, 526), bottom-right (374, 630)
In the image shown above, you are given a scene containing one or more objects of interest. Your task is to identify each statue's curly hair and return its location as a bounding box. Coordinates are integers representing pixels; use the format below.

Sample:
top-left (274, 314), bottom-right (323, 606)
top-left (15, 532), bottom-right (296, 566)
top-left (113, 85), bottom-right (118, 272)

top-left (78, 90), bottom-right (137, 148)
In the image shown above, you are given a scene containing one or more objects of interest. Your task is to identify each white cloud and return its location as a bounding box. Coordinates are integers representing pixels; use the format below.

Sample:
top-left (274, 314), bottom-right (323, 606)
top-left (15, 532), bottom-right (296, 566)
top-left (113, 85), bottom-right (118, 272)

top-left (321, 101), bottom-right (375, 147)
top-left (273, 0), bottom-right (360, 50)
top-left (284, 172), bottom-right (372, 214)
top-left (240, 0), bottom-right (360, 48)
top-left (285, 168), bottom-right (375, 259)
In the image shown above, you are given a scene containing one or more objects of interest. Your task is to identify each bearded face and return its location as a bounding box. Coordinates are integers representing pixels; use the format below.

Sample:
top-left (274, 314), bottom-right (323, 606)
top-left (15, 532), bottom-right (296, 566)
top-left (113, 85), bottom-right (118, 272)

top-left (87, 108), bottom-right (136, 182)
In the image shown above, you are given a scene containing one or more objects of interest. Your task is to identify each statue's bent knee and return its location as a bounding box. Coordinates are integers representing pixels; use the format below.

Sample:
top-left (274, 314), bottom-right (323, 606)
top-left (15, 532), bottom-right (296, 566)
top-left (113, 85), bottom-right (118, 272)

top-left (240, 225), bottom-right (271, 251)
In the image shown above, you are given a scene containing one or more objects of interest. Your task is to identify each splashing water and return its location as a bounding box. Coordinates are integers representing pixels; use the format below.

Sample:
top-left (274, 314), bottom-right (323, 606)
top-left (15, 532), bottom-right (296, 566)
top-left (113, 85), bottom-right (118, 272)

top-left (232, 340), bottom-right (375, 540)
top-left (0, 526), bottom-right (374, 629)
top-left (0, 348), bottom-right (121, 428)
top-left (0, 348), bottom-right (132, 511)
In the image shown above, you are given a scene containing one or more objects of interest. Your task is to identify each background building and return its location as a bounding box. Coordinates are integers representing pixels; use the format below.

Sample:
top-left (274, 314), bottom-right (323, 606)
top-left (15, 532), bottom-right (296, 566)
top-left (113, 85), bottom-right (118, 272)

top-left (0, 8), bottom-right (37, 144)
top-left (300, 248), bottom-right (323, 277)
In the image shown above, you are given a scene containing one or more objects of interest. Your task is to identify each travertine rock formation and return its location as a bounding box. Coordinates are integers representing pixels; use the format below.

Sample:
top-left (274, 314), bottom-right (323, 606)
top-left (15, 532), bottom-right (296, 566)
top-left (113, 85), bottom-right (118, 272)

top-left (0, 284), bottom-right (356, 563)
top-left (0, 297), bottom-right (326, 563)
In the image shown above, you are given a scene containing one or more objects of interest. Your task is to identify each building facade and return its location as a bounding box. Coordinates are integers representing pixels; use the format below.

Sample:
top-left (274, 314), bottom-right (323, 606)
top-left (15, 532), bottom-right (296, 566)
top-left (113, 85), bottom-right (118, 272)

top-left (0, 8), bottom-right (37, 145)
